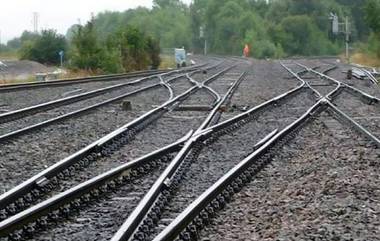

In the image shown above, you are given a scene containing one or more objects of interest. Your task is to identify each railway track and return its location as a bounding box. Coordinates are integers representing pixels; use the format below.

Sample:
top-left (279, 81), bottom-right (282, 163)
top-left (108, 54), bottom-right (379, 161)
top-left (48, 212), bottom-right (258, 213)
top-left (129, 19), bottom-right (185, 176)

top-left (0, 69), bottom-right (173, 92)
top-left (0, 66), bottom-right (225, 195)
top-left (195, 112), bottom-right (380, 241)
top-left (0, 64), bottom-right (224, 141)
top-left (297, 58), bottom-right (380, 99)
top-left (0, 65), bottom-right (207, 126)
top-left (0, 60), bottom-right (243, 240)
top-left (147, 62), bottom-right (379, 241)
top-left (110, 68), bottom-right (316, 240)
top-left (0, 62), bottom-right (229, 196)
top-left (0, 57), bottom-right (379, 241)
top-left (218, 59), bottom-right (306, 122)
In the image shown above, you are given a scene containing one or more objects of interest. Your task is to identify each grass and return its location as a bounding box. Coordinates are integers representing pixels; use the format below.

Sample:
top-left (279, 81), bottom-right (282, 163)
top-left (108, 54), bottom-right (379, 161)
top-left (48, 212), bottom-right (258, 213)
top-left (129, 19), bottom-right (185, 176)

top-left (0, 51), bottom-right (19, 61)
top-left (0, 76), bottom-right (35, 85)
top-left (59, 69), bottom-right (103, 79)
top-left (159, 55), bottom-right (176, 69)
top-left (0, 54), bottom-right (176, 86)
top-left (351, 52), bottom-right (380, 67)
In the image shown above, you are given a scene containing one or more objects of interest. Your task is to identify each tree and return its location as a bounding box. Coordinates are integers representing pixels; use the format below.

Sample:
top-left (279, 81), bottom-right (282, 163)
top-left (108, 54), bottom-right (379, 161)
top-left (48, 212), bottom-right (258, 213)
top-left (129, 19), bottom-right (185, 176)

top-left (7, 31), bottom-right (39, 50)
top-left (153, 0), bottom-right (185, 9)
top-left (70, 20), bottom-right (110, 71)
top-left (273, 15), bottom-right (337, 56)
top-left (364, 0), bottom-right (380, 57)
top-left (364, 0), bottom-right (380, 33)
top-left (20, 30), bottom-right (67, 64)
top-left (109, 26), bottom-right (159, 71)
top-left (147, 37), bottom-right (161, 69)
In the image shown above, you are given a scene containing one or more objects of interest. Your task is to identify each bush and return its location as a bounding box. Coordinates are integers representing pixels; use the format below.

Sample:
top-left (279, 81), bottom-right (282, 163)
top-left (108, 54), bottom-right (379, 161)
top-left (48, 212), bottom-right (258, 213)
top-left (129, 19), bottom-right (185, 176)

top-left (251, 40), bottom-right (284, 59)
top-left (69, 21), bottom-right (161, 73)
top-left (20, 30), bottom-right (67, 65)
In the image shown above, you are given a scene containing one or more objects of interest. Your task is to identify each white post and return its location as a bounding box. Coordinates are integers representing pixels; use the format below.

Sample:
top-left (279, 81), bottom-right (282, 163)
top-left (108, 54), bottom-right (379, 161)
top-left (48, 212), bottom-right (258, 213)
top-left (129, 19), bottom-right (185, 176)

top-left (345, 16), bottom-right (350, 63)
top-left (204, 39), bottom-right (207, 55)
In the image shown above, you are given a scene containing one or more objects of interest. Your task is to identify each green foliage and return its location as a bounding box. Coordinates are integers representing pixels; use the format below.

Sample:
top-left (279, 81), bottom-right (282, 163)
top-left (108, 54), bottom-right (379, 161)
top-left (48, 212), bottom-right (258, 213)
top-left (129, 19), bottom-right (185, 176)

top-left (364, 0), bottom-right (380, 57)
top-left (147, 37), bottom-right (161, 69)
top-left (19, 30), bottom-right (67, 64)
top-left (7, 0), bottom-right (379, 68)
top-left (90, 5), bottom-right (191, 50)
top-left (364, 0), bottom-right (380, 33)
top-left (69, 20), bottom-right (160, 73)
top-left (7, 31), bottom-right (40, 50)
top-left (69, 21), bottom-right (107, 71)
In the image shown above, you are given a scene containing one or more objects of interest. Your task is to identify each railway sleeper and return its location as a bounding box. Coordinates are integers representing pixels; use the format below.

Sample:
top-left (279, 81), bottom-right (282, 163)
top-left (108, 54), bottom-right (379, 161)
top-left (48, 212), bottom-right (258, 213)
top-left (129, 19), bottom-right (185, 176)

top-left (174, 121), bottom-right (310, 241)
top-left (0, 110), bottom-right (167, 221)
top-left (3, 153), bottom-right (176, 241)
top-left (0, 65), bottom-right (230, 223)
top-left (129, 106), bottom-right (305, 240)
top-left (132, 145), bottom-right (204, 241)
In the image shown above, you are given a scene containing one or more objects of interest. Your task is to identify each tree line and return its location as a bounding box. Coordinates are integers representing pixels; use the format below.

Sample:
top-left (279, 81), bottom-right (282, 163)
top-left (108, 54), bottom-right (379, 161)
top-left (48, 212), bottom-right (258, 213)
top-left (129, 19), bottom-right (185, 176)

top-left (1, 0), bottom-right (380, 72)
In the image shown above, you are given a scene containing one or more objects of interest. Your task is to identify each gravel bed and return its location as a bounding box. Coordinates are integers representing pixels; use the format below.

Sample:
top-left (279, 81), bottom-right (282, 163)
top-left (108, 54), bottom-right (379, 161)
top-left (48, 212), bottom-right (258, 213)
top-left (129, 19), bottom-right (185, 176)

top-left (38, 109), bottom-right (206, 240)
top-left (0, 86), bottom-right (170, 194)
top-left (3, 56), bottom-right (378, 241)
top-left (206, 72), bottom-right (242, 96)
top-left (181, 88), bottom-right (216, 106)
top-left (180, 65), bottom-right (244, 107)
top-left (296, 58), bottom-right (380, 98)
top-left (0, 67), bottom-right (204, 113)
top-left (169, 77), bottom-right (194, 96)
top-left (168, 66), bottom-right (226, 97)
top-left (0, 83), bottom-right (166, 136)
top-left (0, 76), bottom-right (145, 112)
top-left (0, 71), bottom-right (197, 136)
top-left (334, 91), bottom-right (380, 137)
top-left (46, 110), bottom-right (207, 200)
top-left (200, 113), bottom-right (380, 241)
top-left (29, 165), bottom-right (169, 241)
top-left (147, 89), bottom-right (317, 239)
top-left (220, 60), bottom-right (302, 122)
top-left (11, 77), bottom-right (218, 240)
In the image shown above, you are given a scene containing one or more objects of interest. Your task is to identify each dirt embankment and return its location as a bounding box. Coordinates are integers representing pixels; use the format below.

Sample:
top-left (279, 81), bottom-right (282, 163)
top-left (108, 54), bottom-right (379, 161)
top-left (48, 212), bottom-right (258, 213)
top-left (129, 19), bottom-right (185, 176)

top-left (0, 60), bottom-right (52, 84)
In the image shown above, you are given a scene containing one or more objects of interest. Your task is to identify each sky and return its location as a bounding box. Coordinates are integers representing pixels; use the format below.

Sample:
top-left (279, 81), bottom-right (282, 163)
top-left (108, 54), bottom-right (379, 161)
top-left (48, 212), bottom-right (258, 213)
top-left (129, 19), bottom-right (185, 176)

top-left (0, 0), bottom-right (191, 44)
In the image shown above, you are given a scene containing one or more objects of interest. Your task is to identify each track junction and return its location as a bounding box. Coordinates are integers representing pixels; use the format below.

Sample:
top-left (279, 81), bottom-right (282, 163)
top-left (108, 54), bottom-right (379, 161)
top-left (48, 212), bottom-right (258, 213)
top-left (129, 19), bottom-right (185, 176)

top-left (0, 56), bottom-right (379, 241)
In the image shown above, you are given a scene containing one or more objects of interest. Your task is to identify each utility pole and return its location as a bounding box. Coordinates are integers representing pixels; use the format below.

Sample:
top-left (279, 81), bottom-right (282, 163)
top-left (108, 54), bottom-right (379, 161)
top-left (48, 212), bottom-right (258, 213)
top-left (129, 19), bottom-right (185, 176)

top-left (330, 13), bottom-right (351, 63)
top-left (345, 16), bottom-right (350, 63)
top-left (33, 12), bottom-right (39, 33)
top-left (200, 26), bottom-right (207, 55)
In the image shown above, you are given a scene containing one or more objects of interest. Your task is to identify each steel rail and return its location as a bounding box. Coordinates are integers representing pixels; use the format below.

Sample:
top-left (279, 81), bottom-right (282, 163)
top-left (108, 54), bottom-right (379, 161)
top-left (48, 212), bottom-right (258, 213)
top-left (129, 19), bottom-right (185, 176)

top-left (154, 100), bottom-right (380, 241)
top-left (111, 69), bottom-right (243, 241)
top-left (0, 67), bottom-right (203, 125)
top-left (298, 63), bottom-right (379, 103)
top-left (195, 83), bottom-right (307, 140)
top-left (185, 74), bottom-right (222, 106)
top-left (326, 101), bottom-right (380, 147)
top-left (195, 72), bottom-right (246, 133)
top-left (0, 131), bottom-right (193, 238)
top-left (0, 63), bottom-right (223, 142)
top-left (0, 83), bottom-right (159, 143)
top-left (0, 69), bottom-right (208, 143)
top-left (153, 100), bottom-right (326, 241)
top-left (361, 68), bottom-right (379, 84)
top-left (285, 63), bottom-right (379, 144)
top-left (296, 63), bottom-right (342, 99)
top-left (158, 76), bottom-right (174, 101)
top-left (0, 66), bottom-right (232, 221)
top-left (0, 69), bottom-right (167, 92)
top-left (280, 62), bottom-right (340, 101)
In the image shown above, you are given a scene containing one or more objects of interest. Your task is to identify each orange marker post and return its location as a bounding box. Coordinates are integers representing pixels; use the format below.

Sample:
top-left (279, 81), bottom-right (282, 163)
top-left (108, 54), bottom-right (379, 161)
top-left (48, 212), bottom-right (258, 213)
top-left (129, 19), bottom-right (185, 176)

top-left (243, 44), bottom-right (250, 57)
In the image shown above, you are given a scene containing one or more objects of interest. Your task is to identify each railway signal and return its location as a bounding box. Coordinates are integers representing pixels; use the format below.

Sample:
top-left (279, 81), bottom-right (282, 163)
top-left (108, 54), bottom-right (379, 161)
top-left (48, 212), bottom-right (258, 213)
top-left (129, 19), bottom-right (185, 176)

top-left (330, 13), bottom-right (351, 62)
top-left (58, 50), bottom-right (64, 67)
top-left (200, 26), bottom-right (207, 55)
